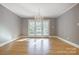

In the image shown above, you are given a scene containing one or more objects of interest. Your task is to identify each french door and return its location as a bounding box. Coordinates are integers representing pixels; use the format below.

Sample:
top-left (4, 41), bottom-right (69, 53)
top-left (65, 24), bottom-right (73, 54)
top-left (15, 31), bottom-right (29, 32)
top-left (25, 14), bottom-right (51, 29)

top-left (28, 19), bottom-right (49, 37)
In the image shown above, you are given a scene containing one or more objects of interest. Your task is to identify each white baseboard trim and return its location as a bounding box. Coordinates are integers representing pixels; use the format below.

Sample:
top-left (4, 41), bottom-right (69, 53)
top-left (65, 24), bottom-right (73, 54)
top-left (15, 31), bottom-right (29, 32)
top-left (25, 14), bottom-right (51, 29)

top-left (0, 37), bottom-right (19, 47)
top-left (19, 35), bottom-right (54, 38)
top-left (54, 36), bottom-right (79, 48)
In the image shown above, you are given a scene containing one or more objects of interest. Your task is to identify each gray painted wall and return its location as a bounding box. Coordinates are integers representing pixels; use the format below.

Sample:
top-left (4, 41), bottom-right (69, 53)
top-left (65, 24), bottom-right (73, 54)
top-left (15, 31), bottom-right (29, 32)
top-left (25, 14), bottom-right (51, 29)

top-left (21, 18), bottom-right (57, 36)
top-left (57, 4), bottom-right (79, 45)
top-left (21, 18), bottom-right (28, 36)
top-left (0, 5), bottom-right (21, 44)
top-left (50, 18), bottom-right (57, 36)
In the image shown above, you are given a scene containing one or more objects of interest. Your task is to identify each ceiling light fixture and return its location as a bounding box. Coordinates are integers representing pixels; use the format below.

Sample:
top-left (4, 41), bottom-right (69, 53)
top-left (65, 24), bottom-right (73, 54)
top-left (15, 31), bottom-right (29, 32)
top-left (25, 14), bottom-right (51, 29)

top-left (34, 8), bottom-right (43, 20)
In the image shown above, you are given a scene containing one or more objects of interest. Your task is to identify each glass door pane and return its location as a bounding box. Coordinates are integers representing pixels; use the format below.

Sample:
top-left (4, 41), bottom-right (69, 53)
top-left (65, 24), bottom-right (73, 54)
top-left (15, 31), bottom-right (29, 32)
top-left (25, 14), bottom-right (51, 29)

top-left (43, 20), bottom-right (49, 36)
top-left (28, 20), bottom-right (35, 36)
top-left (35, 20), bottom-right (42, 36)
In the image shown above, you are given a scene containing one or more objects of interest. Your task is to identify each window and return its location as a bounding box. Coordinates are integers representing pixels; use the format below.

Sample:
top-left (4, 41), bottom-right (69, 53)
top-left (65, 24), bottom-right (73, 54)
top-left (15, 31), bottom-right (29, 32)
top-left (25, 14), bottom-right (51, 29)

top-left (28, 19), bottom-right (49, 37)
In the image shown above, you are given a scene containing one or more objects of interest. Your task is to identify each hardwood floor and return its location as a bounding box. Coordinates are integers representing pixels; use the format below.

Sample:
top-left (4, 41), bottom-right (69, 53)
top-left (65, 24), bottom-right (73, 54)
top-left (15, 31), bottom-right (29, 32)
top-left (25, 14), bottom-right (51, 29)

top-left (0, 37), bottom-right (79, 55)
top-left (51, 37), bottom-right (79, 55)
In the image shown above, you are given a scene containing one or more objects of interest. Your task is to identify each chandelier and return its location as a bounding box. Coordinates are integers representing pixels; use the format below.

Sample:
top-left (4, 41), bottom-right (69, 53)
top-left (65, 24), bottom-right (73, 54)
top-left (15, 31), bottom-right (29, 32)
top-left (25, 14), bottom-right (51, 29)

top-left (34, 9), bottom-right (43, 20)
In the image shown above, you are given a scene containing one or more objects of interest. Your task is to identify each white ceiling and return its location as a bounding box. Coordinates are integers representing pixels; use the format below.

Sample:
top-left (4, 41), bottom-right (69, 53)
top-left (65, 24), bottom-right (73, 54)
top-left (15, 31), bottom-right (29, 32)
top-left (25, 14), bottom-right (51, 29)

top-left (1, 3), bottom-right (77, 18)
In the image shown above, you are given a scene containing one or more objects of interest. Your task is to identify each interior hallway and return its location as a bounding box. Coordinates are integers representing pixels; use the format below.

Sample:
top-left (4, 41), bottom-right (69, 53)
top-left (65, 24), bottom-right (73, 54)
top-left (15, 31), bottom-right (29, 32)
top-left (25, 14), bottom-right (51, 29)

top-left (0, 37), bottom-right (79, 55)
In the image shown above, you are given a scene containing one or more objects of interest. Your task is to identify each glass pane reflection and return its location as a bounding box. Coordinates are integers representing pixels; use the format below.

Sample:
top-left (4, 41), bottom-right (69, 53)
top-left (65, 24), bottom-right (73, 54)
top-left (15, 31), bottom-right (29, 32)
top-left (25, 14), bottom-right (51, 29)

top-left (27, 38), bottom-right (50, 55)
